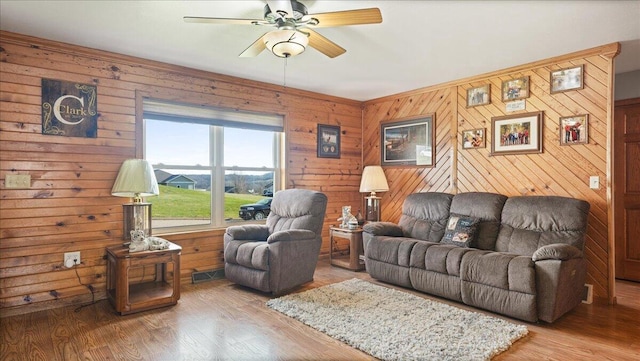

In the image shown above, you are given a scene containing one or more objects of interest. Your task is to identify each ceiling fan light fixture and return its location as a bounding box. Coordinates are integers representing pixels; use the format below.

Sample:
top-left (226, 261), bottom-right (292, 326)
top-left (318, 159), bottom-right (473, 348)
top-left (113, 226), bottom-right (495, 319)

top-left (263, 29), bottom-right (308, 58)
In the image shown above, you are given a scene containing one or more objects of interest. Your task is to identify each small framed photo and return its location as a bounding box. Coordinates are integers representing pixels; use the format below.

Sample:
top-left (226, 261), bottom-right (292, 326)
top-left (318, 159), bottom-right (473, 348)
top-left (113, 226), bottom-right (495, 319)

top-left (317, 124), bottom-right (340, 158)
top-left (466, 85), bottom-right (491, 107)
top-left (490, 111), bottom-right (543, 156)
top-left (559, 114), bottom-right (588, 145)
top-left (462, 128), bottom-right (486, 149)
top-left (501, 76), bottom-right (530, 102)
top-left (551, 65), bottom-right (584, 94)
top-left (381, 115), bottom-right (434, 167)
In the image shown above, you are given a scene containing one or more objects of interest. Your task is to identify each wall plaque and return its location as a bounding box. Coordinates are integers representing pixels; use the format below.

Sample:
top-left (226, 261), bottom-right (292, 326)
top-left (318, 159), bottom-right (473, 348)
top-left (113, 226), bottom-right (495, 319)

top-left (42, 78), bottom-right (97, 138)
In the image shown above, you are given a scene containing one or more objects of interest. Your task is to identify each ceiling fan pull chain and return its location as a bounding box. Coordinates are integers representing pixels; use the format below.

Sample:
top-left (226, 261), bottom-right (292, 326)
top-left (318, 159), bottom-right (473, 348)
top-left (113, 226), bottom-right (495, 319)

top-left (283, 57), bottom-right (288, 87)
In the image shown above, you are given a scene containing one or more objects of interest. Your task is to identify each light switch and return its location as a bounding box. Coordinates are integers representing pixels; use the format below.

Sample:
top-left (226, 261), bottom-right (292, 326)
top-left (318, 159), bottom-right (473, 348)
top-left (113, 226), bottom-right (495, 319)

top-left (5, 174), bottom-right (31, 189)
top-left (589, 176), bottom-right (599, 189)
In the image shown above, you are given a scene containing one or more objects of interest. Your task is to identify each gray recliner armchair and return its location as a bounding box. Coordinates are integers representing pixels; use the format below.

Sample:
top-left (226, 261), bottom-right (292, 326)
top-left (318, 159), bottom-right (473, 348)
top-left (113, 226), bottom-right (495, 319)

top-left (223, 189), bottom-right (328, 295)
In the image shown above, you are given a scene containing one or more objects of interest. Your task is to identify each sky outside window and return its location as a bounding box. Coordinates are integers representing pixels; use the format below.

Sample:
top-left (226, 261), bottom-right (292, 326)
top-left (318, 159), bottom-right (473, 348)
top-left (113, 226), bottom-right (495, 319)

top-left (146, 120), bottom-right (274, 169)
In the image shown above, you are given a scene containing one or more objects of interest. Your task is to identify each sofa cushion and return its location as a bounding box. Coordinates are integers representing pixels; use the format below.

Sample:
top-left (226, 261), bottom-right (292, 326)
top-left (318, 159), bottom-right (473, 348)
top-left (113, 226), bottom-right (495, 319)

top-left (365, 236), bottom-right (417, 268)
top-left (441, 214), bottom-right (480, 247)
top-left (461, 250), bottom-right (536, 295)
top-left (495, 196), bottom-right (590, 256)
top-left (449, 192), bottom-right (507, 250)
top-left (398, 192), bottom-right (454, 242)
top-left (224, 240), bottom-right (270, 271)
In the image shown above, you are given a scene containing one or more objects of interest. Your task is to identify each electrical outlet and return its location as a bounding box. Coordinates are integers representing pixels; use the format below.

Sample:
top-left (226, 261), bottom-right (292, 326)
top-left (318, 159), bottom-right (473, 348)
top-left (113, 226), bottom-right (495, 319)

top-left (589, 176), bottom-right (600, 189)
top-left (64, 251), bottom-right (81, 268)
top-left (5, 174), bottom-right (31, 188)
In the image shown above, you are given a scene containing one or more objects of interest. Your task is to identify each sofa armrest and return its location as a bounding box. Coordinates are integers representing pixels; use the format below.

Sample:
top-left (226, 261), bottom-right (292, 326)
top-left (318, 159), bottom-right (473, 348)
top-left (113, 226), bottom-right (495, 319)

top-left (362, 222), bottom-right (404, 237)
top-left (267, 229), bottom-right (316, 244)
top-left (532, 244), bottom-right (583, 262)
top-left (225, 224), bottom-right (270, 241)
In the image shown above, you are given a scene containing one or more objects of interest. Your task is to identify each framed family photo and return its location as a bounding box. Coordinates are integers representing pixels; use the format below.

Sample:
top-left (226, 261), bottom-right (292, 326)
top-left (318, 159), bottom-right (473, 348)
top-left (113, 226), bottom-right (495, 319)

top-left (559, 114), bottom-right (588, 145)
top-left (501, 76), bottom-right (530, 102)
top-left (317, 124), bottom-right (340, 158)
top-left (490, 111), bottom-right (543, 156)
top-left (381, 115), bottom-right (434, 167)
top-left (466, 84), bottom-right (491, 107)
top-left (462, 128), bottom-right (485, 149)
top-left (550, 65), bottom-right (584, 94)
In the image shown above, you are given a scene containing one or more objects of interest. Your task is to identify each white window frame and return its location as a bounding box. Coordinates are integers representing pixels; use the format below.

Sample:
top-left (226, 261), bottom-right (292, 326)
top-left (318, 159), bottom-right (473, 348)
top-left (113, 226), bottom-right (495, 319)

top-left (142, 99), bottom-right (284, 233)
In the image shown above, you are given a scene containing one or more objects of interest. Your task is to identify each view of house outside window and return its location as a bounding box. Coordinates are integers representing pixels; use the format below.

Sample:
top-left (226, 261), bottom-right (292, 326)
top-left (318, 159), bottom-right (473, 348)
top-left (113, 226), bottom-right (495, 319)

top-left (144, 109), bottom-right (283, 232)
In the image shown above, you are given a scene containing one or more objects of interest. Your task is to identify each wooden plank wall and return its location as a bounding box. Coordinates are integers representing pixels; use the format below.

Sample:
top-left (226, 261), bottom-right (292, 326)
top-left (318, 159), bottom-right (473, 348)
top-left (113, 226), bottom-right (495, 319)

top-left (0, 31), bottom-right (363, 317)
top-left (363, 44), bottom-right (619, 301)
top-left (362, 87), bottom-right (457, 222)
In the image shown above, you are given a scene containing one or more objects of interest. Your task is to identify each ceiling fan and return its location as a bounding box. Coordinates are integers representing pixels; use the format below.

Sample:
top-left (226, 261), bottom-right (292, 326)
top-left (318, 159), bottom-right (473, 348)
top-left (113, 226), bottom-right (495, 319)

top-left (184, 0), bottom-right (382, 58)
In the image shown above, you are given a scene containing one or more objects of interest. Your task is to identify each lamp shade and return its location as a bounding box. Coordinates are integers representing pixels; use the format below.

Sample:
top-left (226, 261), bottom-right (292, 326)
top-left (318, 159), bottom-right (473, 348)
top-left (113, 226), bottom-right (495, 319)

top-left (359, 166), bottom-right (389, 194)
top-left (111, 159), bottom-right (159, 202)
top-left (263, 29), bottom-right (309, 58)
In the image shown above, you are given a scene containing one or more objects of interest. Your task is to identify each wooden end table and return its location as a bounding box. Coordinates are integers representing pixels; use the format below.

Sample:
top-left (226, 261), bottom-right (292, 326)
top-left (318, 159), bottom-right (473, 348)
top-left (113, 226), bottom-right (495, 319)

top-left (330, 226), bottom-right (365, 271)
top-left (106, 241), bottom-right (181, 315)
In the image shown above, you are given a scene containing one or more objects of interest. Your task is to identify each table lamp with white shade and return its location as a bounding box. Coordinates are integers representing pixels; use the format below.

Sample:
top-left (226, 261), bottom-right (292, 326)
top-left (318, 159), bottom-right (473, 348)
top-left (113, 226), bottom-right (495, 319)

top-left (111, 159), bottom-right (159, 240)
top-left (359, 165), bottom-right (389, 222)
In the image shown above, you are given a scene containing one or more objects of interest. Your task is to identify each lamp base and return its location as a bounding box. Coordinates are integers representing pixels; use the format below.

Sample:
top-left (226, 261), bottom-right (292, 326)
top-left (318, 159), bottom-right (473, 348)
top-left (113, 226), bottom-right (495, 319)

top-left (122, 203), bottom-right (152, 240)
top-left (364, 196), bottom-right (382, 222)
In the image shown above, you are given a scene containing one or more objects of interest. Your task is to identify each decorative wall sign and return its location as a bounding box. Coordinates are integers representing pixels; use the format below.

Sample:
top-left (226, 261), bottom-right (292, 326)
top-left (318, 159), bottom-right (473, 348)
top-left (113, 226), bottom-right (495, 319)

top-left (317, 124), bottom-right (340, 158)
top-left (381, 115), bottom-right (434, 166)
top-left (490, 111), bottom-right (543, 156)
top-left (42, 78), bottom-right (97, 138)
top-left (505, 99), bottom-right (526, 112)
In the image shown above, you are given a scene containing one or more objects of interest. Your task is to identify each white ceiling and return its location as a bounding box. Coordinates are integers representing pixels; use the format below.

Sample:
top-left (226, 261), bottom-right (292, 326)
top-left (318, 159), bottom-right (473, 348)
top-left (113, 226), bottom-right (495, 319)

top-left (1, 1), bottom-right (639, 101)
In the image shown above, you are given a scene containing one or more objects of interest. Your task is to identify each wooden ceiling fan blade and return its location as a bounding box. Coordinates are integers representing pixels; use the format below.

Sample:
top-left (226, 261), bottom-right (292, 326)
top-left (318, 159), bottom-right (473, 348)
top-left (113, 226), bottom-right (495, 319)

top-left (266, 0), bottom-right (294, 19)
top-left (304, 8), bottom-right (382, 27)
top-left (239, 34), bottom-right (268, 57)
top-left (306, 29), bottom-right (345, 58)
top-left (183, 16), bottom-right (261, 25)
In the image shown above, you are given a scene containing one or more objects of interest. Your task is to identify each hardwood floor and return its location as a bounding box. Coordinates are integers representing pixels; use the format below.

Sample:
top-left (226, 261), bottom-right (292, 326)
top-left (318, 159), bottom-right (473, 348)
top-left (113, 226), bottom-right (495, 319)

top-left (1, 259), bottom-right (639, 361)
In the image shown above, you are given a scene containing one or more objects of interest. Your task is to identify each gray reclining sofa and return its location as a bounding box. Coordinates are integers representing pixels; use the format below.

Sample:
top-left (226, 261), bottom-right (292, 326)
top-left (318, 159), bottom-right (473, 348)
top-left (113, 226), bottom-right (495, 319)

top-left (362, 192), bottom-right (590, 323)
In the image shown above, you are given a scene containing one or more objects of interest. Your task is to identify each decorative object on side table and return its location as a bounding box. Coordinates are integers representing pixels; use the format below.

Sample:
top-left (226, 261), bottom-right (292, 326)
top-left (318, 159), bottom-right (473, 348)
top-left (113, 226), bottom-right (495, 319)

top-left (359, 165), bottom-right (389, 222)
top-left (490, 111), bottom-right (544, 156)
top-left (338, 206), bottom-right (358, 229)
top-left (129, 229), bottom-right (170, 253)
top-left (111, 159), bottom-right (159, 242)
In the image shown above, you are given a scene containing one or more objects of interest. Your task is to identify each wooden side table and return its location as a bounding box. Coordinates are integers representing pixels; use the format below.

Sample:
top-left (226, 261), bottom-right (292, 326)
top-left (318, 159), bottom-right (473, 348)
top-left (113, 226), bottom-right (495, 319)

top-left (330, 226), bottom-right (365, 271)
top-left (106, 241), bottom-right (181, 315)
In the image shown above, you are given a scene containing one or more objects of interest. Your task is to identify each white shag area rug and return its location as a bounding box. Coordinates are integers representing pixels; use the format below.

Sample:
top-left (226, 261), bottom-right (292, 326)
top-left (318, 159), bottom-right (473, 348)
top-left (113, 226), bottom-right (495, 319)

top-left (266, 278), bottom-right (528, 361)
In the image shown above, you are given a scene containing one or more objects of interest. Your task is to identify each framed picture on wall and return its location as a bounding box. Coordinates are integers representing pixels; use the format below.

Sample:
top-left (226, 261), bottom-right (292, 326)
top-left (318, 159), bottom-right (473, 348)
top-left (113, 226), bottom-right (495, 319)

top-left (501, 76), bottom-right (530, 102)
top-left (559, 114), bottom-right (589, 145)
top-left (462, 128), bottom-right (486, 149)
top-left (381, 115), bottom-right (434, 166)
top-left (317, 124), bottom-right (340, 158)
top-left (490, 111), bottom-right (543, 155)
top-left (466, 84), bottom-right (491, 107)
top-left (550, 65), bottom-right (584, 94)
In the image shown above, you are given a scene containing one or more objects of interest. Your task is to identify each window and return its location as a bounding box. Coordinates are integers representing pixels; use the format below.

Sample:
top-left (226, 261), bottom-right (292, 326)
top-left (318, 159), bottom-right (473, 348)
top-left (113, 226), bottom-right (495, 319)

top-left (143, 99), bottom-right (284, 232)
